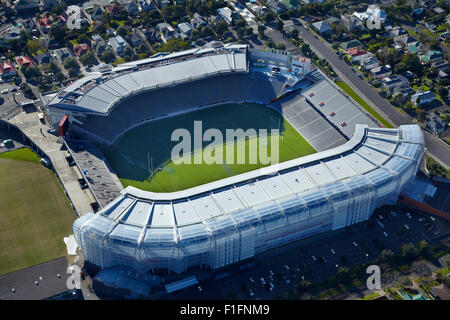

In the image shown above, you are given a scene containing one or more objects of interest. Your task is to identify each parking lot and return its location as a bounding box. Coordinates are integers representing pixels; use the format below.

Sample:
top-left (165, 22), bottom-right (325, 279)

top-left (165, 206), bottom-right (448, 300)
top-left (0, 82), bottom-right (21, 119)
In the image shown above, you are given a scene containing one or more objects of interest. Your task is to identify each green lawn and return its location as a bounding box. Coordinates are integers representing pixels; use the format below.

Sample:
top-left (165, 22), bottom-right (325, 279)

top-left (0, 147), bottom-right (40, 162)
top-left (336, 81), bottom-right (393, 128)
top-left (104, 103), bottom-right (317, 193)
top-left (422, 29), bottom-right (437, 39)
top-left (0, 149), bottom-right (76, 275)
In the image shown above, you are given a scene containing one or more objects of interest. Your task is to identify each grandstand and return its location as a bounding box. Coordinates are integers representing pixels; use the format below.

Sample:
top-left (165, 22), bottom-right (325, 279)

top-left (42, 43), bottom-right (425, 276)
top-left (73, 125), bottom-right (424, 274)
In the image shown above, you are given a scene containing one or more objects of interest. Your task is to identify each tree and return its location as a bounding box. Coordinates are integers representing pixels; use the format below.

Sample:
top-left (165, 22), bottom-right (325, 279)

top-left (276, 20), bottom-right (284, 31)
top-left (378, 249), bottom-right (395, 264)
top-left (158, 38), bottom-right (191, 53)
top-left (79, 51), bottom-right (98, 66)
top-left (438, 86), bottom-right (448, 99)
top-left (26, 40), bottom-right (40, 55)
top-left (276, 43), bottom-right (286, 50)
top-left (101, 49), bottom-right (116, 63)
top-left (263, 11), bottom-right (276, 23)
top-left (290, 29), bottom-right (299, 39)
top-left (117, 26), bottom-right (128, 38)
top-left (49, 23), bottom-right (67, 44)
top-left (258, 24), bottom-right (265, 37)
top-left (215, 21), bottom-right (229, 37)
top-left (68, 69), bottom-right (78, 78)
top-left (63, 57), bottom-right (78, 70)
top-left (416, 108), bottom-right (427, 123)
top-left (416, 240), bottom-right (431, 257)
top-left (400, 243), bottom-right (418, 261)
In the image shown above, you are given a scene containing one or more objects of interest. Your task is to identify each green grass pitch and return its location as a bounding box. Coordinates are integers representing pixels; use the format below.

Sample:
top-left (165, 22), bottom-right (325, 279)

top-left (0, 148), bottom-right (76, 275)
top-left (102, 103), bottom-right (317, 193)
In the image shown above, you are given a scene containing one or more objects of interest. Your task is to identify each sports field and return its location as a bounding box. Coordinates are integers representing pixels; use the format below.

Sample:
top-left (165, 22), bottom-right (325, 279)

top-left (0, 148), bottom-right (76, 276)
top-left (102, 103), bottom-right (317, 193)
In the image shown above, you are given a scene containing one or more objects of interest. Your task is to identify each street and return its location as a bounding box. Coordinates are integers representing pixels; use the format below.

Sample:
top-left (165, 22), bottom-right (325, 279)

top-left (265, 21), bottom-right (450, 169)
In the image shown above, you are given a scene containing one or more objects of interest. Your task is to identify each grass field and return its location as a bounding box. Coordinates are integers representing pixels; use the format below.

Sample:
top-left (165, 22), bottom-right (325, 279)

top-left (0, 148), bottom-right (76, 276)
top-left (336, 81), bottom-right (393, 128)
top-left (103, 103), bottom-right (317, 193)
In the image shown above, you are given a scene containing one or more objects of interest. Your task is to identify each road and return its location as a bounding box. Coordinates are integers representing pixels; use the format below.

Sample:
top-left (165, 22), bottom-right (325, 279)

top-left (268, 21), bottom-right (450, 169)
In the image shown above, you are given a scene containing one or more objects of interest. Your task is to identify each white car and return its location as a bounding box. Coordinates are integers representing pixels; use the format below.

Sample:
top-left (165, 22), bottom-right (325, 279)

top-left (390, 211), bottom-right (397, 217)
top-left (312, 255), bottom-right (317, 262)
top-left (330, 249), bottom-right (336, 254)
top-left (1, 89), bottom-right (8, 94)
top-left (378, 215), bottom-right (383, 220)
top-left (404, 224), bottom-right (410, 230)
top-left (353, 242), bottom-right (358, 247)
top-left (383, 232), bottom-right (388, 237)
top-left (430, 217), bottom-right (436, 221)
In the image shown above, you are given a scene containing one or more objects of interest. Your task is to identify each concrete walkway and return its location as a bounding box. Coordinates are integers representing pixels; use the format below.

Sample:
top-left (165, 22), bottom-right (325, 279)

top-left (9, 111), bottom-right (93, 216)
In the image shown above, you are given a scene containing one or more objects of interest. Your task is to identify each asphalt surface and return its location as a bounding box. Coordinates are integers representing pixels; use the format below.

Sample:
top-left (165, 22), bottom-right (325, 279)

top-left (271, 22), bottom-right (450, 169)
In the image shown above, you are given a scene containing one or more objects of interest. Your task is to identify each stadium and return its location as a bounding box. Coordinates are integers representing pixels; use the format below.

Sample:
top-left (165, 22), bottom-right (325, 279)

top-left (44, 43), bottom-right (425, 275)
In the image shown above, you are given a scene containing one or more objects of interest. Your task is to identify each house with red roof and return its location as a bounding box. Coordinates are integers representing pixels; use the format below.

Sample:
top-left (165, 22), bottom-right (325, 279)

top-left (15, 56), bottom-right (35, 68)
top-left (55, 14), bottom-right (68, 24)
top-left (0, 61), bottom-right (17, 78)
top-left (73, 43), bottom-right (89, 57)
top-left (36, 16), bottom-right (52, 29)
top-left (107, 3), bottom-right (123, 16)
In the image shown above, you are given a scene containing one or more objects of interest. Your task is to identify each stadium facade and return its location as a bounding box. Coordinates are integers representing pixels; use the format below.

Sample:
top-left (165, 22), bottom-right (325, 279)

top-left (73, 125), bottom-right (424, 274)
top-left (43, 44), bottom-right (425, 274)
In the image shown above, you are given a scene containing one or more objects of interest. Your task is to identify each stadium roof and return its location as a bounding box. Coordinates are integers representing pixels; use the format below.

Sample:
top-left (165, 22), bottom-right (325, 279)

top-left (77, 125), bottom-right (423, 231)
top-left (47, 44), bottom-right (248, 115)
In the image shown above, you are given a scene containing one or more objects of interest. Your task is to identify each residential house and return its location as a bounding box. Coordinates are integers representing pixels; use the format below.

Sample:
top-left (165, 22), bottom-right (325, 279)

top-left (349, 50), bottom-right (371, 62)
top-left (13, 0), bottom-right (40, 13)
top-left (18, 18), bottom-right (39, 37)
top-left (178, 22), bottom-right (194, 38)
top-left (437, 69), bottom-right (449, 81)
top-left (381, 74), bottom-right (408, 90)
top-left (124, 1), bottom-right (139, 16)
top-left (312, 21), bottom-right (332, 35)
top-left (40, 0), bottom-right (59, 10)
top-left (440, 32), bottom-right (450, 42)
top-left (53, 48), bottom-right (74, 64)
top-left (55, 13), bottom-right (68, 25)
top-left (426, 114), bottom-right (446, 134)
top-left (36, 53), bottom-right (52, 65)
top-left (108, 35), bottom-right (128, 56)
top-left (430, 284), bottom-right (450, 300)
top-left (432, 59), bottom-right (450, 72)
top-left (410, 7), bottom-right (425, 17)
top-left (396, 35), bottom-right (419, 48)
top-left (0, 61), bottom-right (17, 79)
top-left (156, 0), bottom-right (170, 8)
top-left (389, 27), bottom-right (408, 39)
top-left (138, 0), bottom-right (156, 12)
top-left (128, 29), bottom-right (144, 47)
top-left (107, 3), bottom-right (123, 16)
top-left (411, 91), bottom-right (437, 105)
top-left (340, 39), bottom-right (363, 53)
top-left (371, 65), bottom-right (392, 79)
top-left (191, 13), bottom-right (207, 29)
top-left (266, 0), bottom-right (287, 14)
top-left (217, 7), bottom-right (240, 25)
top-left (93, 38), bottom-right (107, 56)
top-left (157, 23), bottom-right (177, 42)
top-left (16, 56), bottom-right (35, 68)
top-left (86, 6), bottom-right (104, 21)
top-left (73, 43), bottom-right (89, 57)
top-left (361, 56), bottom-right (379, 70)
top-left (420, 50), bottom-right (443, 63)
top-left (141, 28), bottom-right (160, 43)
top-left (40, 35), bottom-right (60, 50)
top-left (340, 14), bottom-right (364, 32)
top-left (37, 15), bottom-right (52, 33)
top-left (2, 26), bottom-right (21, 41)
